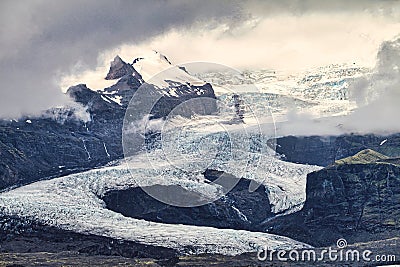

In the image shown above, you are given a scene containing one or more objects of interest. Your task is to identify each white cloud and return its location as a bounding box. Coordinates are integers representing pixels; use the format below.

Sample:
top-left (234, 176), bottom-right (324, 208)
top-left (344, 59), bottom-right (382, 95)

top-left (2, 0), bottom-right (400, 121)
top-left (63, 11), bottom-right (400, 91)
top-left (108, 13), bottom-right (400, 72)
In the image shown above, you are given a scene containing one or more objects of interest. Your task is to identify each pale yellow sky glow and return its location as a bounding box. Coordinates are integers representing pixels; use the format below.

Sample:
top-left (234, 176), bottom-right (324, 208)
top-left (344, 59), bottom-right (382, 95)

top-left (61, 12), bottom-right (400, 90)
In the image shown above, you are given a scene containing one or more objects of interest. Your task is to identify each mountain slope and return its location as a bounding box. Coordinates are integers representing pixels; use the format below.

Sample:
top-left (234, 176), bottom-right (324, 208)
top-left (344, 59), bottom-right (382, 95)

top-left (274, 134), bottom-right (400, 166)
top-left (334, 148), bottom-right (390, 165)
top-left (263, 150), bottom-right (400, 250)
top-left (0, 52), bottom-right (217, 190)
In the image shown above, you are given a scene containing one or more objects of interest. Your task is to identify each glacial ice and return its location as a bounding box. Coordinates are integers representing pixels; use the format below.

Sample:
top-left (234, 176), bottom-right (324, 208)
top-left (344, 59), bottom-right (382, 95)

top-left (0, 111), bottom-right (320, 255)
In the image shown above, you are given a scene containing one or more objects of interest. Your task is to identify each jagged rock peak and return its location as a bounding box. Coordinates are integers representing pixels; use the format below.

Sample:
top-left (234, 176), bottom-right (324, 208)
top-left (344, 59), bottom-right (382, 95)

top-left (66, 84), bottom-right (90, 95)
top-left (105, 55), bottom-right (135, 80)
top-left (111, 55), bottom-right (124, 65)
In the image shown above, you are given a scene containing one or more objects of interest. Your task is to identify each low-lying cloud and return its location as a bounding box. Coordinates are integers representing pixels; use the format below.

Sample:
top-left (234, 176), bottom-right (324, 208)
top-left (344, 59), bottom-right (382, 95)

top-left (273, 37), bottom-right (400, 136)
top-left (1, 0), bottom-right (400, 129)
top-left (344, 37), bottom-right (400, 134)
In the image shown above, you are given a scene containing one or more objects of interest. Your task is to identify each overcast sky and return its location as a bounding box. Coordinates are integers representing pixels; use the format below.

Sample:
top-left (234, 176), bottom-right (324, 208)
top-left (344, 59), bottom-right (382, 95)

top-left (1, 0), bottom-right (400, 119)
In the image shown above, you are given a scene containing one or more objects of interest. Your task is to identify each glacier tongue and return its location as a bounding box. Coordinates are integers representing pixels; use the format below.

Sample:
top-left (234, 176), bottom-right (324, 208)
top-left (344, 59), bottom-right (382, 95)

top-left (0, 163), bottom-right (312, 255)
top-left (0, 111), bottom-right (320, 255)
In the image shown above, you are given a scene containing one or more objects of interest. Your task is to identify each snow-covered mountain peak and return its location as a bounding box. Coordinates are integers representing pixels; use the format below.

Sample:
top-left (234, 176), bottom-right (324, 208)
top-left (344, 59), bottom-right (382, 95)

top-left (147, 50), bottom-right (172, 65)
top-left (64, 51), bottom-right (216, 114)
top-left (132, 50), bottom-right (171, 65)
top-left (131, 50), bottom-right (205, 87)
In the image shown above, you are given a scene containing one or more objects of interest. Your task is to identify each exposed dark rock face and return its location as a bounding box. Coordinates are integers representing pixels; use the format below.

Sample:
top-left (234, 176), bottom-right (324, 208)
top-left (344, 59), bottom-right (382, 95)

top-left (273, 135), bottom-right (337, 166)
top-left (102, 169), bottom-right (272, 231)
top-left (67, 84), bottom-right (125, 113)
top-left (305, 163), bottom-right (400, 231)
top-left (0, 117), bottom-right (118, 190)
top-left (0, 84), bottom-right (128, 190)
top-left (274, 134), bottom-right (400, 166)
top-left (0, 215), bottom-right (178, 263)
top-left (150, 82), bottom-right (217, 119)
top-left (103, 75), bottom-right (142, 106)
top-left (105, 55), bottom-right (141, 80)
top-left (263, 150), bottom-right (400, 247)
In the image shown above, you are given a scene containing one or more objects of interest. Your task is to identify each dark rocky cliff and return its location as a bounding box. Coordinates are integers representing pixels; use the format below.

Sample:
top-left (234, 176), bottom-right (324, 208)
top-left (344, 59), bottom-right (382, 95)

top-left (102, 169), bottom-right (272, 231)
top-left (274, 134), bottom-right (400, 166)
top-left (263, 149), bottom-right (400, 247)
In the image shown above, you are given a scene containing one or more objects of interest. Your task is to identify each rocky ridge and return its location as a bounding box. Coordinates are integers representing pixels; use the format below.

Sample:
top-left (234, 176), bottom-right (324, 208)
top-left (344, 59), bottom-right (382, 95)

top-left (263, 149), bottom-right (400, 249)
top-left (274, 134), bottom-right (400, 166)
top-left (102, 169), bottom-right (273, 231)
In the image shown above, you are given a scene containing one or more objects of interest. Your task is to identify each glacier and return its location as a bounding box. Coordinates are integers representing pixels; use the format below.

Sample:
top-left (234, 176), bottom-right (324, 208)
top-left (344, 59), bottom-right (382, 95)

top-left (0, 158), bottom-right (315, 255)
top-left (1, 58), bottom-right (372, 256)
top-left (0, 108), bottom-right (320, 255)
